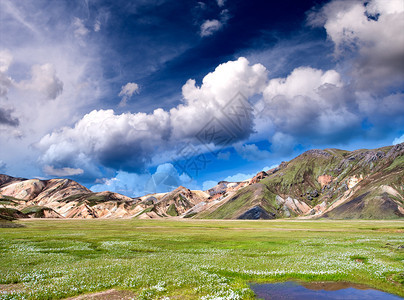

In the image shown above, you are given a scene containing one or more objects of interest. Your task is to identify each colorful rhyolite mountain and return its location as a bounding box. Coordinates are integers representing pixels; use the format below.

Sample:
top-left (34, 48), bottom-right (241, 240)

top-left (0, 143), bottom-right (403, 222)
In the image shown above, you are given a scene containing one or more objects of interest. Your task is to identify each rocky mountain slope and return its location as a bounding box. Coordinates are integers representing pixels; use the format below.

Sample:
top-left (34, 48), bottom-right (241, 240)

top-left (200, 143), bottom-right (404, 219)
top-left (0, 143), bottom-right (403, 221)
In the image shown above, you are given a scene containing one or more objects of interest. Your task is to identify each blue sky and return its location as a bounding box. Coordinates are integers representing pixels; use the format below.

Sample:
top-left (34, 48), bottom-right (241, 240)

top-left (0, 0), bottom-right (403, 196)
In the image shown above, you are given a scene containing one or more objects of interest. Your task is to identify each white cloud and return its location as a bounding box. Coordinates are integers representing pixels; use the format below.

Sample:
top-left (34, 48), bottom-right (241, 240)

top-left (0, 0), bottom-right (108, 178)
top-left (393, 134), bottom-right (404, 145)
top-left (309, 0), bottom-right (404, 90)
top-left (200, 19), bottom-right (222, 37)
top-left (38, 108), bottom-right (171, 173)
top-left (43, 165), bottom-right (84, 177)
top-left (171, 57), bottom-right (267, 141)
top-left (259, 66), bottom-right (360, 143)
top-left (118, 82), bottom-right (139, 106)
top-left (17, 63), bottom-right (63, 99)
top-left (73, 17), bottom-right (89, 38)
top-left (37, 57), bottom-right (268, 176)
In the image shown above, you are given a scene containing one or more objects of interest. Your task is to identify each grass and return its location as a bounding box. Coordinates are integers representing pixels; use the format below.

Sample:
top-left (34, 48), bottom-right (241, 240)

top-left (0, 219), bottom-right (403, 299)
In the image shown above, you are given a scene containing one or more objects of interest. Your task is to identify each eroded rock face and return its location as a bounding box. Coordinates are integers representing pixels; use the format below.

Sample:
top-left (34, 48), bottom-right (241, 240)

top-left (35, 179), bottom-right (92, 205)
top-left (251, 171), bottom-right (268, 184)
top-left (317, 175), bottom-right (333, 188)
top-left (347, 175), bottom-right (363, 189)
top-left (0, 179), bottom-right (46, 200)
top-left (387, 142), bottom-right (404, 159)
top-left (300, 149), bottom-right (331, 158)
top-left (276, 195), bottom-right (311, 215)
top-left (153, 186), bottom-right (209, 216)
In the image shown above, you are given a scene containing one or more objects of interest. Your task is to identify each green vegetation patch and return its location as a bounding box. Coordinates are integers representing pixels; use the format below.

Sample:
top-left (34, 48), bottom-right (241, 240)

top-left (0, 219), bottom-right (403, 299)
top-left (166, 203), bottom-right (178, 216)
top-left (20, 206), bottom-right (53, 218)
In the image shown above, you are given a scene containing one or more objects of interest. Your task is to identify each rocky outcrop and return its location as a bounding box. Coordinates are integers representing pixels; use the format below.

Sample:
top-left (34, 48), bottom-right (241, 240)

top-left (0, 179), bottom-right (46, 200)
top-left (251, 171), bottom-right (268, 184)
top-left (317, 175), bottom-right (333, 188)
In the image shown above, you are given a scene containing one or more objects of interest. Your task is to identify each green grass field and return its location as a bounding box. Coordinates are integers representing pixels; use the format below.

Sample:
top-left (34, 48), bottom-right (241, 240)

top-left (0, 219), bottom-right (403, 299)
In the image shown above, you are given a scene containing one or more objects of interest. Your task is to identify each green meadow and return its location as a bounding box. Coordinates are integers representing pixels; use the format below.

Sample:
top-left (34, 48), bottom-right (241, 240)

top-left (0, 219), bottom-right (403, 299)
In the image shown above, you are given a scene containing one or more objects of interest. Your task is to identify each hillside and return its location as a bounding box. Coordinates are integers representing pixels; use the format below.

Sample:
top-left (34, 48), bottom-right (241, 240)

top-left (0, 143), bottom-right (403, 220)
top-left (201, 143), bottom-right (404, 219)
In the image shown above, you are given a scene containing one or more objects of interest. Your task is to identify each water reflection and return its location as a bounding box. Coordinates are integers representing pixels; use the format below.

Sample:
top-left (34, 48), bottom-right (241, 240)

top-left (250, 281), bottom-right (402, 300)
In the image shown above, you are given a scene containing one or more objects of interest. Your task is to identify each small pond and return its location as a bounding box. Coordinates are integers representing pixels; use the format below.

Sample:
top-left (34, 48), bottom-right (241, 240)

top-left (250, 281), bottom-right (403, 300)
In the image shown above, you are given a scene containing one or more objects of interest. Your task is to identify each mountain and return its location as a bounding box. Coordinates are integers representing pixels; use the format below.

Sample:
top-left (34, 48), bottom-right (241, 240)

top-left (0, 143), bottom-right (403, 221)
top-left (201, 143), bottom-right (404, 219)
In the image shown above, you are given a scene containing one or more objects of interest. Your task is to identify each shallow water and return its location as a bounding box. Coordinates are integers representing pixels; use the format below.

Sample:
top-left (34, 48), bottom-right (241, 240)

top-left (250, 281), bottom-right (403, 300)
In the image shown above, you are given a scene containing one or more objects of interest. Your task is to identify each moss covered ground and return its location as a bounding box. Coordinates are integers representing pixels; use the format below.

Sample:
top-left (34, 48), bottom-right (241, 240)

top-left (0, 219), bottom-right (403, 299)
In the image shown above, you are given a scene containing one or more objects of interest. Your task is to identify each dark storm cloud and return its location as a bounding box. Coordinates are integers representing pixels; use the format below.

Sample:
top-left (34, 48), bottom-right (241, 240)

top-left (0, 108), bottom-right (19, 127)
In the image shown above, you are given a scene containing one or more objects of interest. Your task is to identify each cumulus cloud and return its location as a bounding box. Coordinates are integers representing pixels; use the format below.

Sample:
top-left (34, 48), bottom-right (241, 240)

top-left (171, 57), bottom-right (267, 141)
top-left (38, 108), bottom-right (171, 173)
top-left (118, 82), bottom-right (139, 107)
top-left (309, 0), bottom-right (404, 90)
top-left (393, 134), bottom-right (404, 145)
top-left (36, 38), bottom-right (404, 180)
top-left (18, 63), bottom-right (63, 99)
top-left (259, 66), bottom-right (361, 144)
top-left (43, 165), bottom-right (84, 177)
top-left (200, 19), bottom-right (222, 37)
top-left (38, 58), bottom-right (268, 175)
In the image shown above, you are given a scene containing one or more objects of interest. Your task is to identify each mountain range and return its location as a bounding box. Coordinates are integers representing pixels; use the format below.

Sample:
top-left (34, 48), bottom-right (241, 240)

top-left (1, 143), bottom-right (403, 224)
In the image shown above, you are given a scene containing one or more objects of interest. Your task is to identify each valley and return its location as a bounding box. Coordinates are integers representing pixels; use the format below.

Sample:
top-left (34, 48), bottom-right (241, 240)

top-left (0, 219), bottom-right (403, 299)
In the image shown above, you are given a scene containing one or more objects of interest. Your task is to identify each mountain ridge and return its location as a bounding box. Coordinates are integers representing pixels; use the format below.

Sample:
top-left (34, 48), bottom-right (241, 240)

top-left (0, 143), bottom-right (403, 223)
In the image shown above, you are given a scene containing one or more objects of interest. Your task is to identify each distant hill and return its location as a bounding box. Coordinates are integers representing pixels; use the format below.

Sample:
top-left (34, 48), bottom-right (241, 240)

top-left (0, 143), bottom-right (403, 221)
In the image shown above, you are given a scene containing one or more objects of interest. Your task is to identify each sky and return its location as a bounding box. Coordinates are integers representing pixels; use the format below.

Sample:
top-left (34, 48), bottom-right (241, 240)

top-left (0, 0), bottom-right (403, 197)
